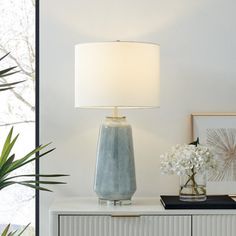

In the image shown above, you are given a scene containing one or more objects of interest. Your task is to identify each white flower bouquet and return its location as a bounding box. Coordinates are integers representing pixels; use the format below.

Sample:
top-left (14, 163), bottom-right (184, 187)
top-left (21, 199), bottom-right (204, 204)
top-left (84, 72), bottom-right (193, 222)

top-left (160, 139), bottom-right (217, 201)
top-left (160, 144), bottom-right (216, 176)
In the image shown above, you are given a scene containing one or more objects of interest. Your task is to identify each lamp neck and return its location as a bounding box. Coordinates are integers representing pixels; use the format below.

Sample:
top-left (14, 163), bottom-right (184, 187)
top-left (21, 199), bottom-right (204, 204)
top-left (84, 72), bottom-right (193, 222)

top-left (112, 106), bottom-right (119, 118)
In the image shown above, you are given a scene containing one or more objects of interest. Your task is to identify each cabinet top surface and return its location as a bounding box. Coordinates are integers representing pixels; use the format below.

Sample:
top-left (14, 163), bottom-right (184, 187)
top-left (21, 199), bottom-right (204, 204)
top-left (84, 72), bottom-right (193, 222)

top-left (50, 197), bottom-right (236, 215)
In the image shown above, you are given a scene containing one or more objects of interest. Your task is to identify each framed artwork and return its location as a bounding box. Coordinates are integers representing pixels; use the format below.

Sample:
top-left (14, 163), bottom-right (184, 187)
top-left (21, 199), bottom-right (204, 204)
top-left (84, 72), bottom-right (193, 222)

top-left (191, 113), bottom-right (236, 182)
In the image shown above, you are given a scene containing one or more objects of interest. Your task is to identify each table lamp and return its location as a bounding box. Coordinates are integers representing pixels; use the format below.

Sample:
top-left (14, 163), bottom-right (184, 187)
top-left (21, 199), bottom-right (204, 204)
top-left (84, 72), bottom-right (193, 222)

top-left (75, 41), bottom-right (160, 205)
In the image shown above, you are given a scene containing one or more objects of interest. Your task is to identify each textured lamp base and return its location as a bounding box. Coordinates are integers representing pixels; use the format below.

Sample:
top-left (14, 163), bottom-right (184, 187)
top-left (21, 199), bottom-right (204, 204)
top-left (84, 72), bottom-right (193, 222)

top-left (94, 116), bottom-right (136, 203)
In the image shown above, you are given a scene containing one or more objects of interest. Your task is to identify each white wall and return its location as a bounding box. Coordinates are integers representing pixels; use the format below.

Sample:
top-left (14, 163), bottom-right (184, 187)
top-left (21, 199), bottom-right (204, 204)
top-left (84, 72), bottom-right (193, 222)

top-left (40, 0), bottom-right (236, 235)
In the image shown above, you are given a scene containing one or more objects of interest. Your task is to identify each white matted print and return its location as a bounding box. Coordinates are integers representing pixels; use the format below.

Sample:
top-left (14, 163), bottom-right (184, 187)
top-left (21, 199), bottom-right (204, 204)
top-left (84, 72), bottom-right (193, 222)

top-left (191, 113), bottom-right (236, 182)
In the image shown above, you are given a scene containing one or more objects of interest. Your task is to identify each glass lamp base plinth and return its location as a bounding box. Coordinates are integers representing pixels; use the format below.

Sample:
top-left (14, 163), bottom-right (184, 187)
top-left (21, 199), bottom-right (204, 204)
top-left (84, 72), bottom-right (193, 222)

top-left (98, 198), bottom-right (132, 206)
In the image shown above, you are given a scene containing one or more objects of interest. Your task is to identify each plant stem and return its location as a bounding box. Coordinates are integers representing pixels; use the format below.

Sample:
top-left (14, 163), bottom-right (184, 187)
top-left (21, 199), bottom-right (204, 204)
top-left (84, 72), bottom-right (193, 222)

top-left (180, 167), bottom-right (205, 196)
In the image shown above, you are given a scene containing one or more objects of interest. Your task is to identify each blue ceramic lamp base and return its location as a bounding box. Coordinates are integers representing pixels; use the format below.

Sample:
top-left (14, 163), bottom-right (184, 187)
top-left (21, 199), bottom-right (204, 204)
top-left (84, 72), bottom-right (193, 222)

top-left (94, 116), bottom-right (136, 205)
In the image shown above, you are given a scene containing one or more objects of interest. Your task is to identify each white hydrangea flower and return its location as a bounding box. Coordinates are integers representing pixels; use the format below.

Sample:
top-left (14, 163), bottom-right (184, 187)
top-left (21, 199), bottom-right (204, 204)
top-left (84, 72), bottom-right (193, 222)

top-left (160, 144), bottom-right (217, 176)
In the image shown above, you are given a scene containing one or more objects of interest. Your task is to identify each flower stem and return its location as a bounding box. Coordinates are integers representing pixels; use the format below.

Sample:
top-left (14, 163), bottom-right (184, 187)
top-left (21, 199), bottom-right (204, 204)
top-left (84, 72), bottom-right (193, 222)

top-left (180, 167), bottom-right (205, 196)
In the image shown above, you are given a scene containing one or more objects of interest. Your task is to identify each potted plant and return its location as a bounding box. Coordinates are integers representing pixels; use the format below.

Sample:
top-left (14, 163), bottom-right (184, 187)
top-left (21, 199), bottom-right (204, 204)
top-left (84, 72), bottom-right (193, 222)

top-left (0, 53), bottom-right (67, 235)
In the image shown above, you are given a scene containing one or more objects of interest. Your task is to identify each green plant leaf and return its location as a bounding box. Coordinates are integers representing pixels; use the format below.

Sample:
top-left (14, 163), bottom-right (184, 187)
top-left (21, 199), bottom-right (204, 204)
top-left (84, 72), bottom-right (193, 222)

top-left (1, 224), bottom-right (10, 236)
top-left (0, 70), bottom-right (20, 78)
top-left (0, 87), bottom-right (14, 92)
top-left (0, 52), bottom-right (10, 62)
top-left (21, 180), bottom-right (66, 185)
top-left (0, 80), bottom-right (25, 87)
top-left (0, 52), bottom-right (22, 92)
top-left (0, 66), bottom-right (17, 77)
top-left (0, 179), bottom-right (66, 192)
top-left (0, 127), bottom-right (67, 192)
top-left (0, 154), bottom-right (15, 178)
top-left (3, 174), bottom-right (68, 181)
top-left (0, 127), bottom-right (14, 163)
top-left (18, 223), bottom-right (30, 236)
top-left (6, 146), bottom-right (55, 174)
top-left (0, 181), bottom-right (15, 190)
top-left (8, 229), bottom-right (17, 236)
top-left (18, 182), bottom-right (53, 192)
top-left (0, 223), bottom-right (30, 236)
top-left (0, 133), bottom-right (19, 168)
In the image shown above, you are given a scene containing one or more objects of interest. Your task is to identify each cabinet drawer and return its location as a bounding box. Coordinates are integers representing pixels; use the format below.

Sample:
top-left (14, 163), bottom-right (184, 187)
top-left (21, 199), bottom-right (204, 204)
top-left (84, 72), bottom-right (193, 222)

top-left (193, 215), bottom-right (236, 236)
top-left (59, 215), bottom-right (191, 236)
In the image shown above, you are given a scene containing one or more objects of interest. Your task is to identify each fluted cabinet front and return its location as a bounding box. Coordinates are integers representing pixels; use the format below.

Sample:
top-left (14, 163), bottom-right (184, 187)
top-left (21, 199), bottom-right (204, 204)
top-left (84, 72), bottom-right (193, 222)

top-left (193, 215), bottom-right (236, 236)
top-left (59, 215), bottom-right (191, 236)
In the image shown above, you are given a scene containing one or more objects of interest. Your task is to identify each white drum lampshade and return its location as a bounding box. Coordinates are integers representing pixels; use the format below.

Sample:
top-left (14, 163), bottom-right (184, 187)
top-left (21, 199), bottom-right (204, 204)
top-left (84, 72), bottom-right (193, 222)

top-left (75, 42), bottom-right (160, 108)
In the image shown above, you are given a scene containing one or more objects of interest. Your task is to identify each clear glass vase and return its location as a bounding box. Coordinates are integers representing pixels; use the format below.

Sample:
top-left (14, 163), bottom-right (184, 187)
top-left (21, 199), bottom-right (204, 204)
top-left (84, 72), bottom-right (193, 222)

top-left (179, 169), bottom-right (206, 202)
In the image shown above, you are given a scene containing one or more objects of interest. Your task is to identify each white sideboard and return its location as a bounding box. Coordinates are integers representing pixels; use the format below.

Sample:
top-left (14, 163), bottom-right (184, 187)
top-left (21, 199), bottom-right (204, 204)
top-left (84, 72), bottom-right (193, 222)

top-left (49, 198), bottom-right (236, 236)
